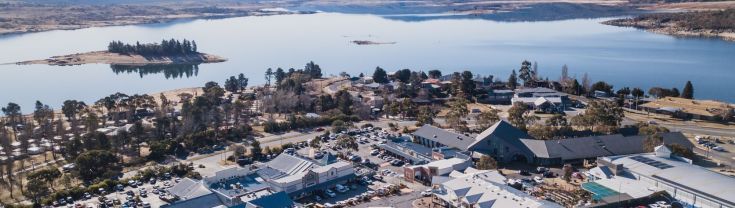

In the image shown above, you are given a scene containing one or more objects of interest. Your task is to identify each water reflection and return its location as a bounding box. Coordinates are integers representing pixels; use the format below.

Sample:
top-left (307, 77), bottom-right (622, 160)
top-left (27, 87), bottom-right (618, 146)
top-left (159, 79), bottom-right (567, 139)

top-left (110, 64), bottom-right (200, 79)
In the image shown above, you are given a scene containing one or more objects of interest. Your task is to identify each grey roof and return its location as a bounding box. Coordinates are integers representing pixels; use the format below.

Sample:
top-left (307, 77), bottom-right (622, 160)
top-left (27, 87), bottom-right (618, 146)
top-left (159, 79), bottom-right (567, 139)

top-left (168, 178), bottom-right (212, 200)
top-left (520, 132), bottom-right (693, 161)
top-left (378, 141), bottom-right (433, 163)
top-left (257, 154), bottom-right (315, 180)
top-left (413, 125), bottom-right (475, 151)
top-left (515, 87), bottom-right (568, 98)
top-left (515, 87), bottom-right (561, 94)
top-left (472, 120), bottom-right (535, 153)
top-left (164, 178), bottom-right (224, 208)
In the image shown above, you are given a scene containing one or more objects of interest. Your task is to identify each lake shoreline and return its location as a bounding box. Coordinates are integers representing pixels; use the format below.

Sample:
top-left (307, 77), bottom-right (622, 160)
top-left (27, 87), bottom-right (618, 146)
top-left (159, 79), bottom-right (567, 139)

top-left (0, 8), bottom-right (314, 37)
top-left (603, 18), bottom-right (735, 42)
top-left (14, 51), bottom-right (227, 66)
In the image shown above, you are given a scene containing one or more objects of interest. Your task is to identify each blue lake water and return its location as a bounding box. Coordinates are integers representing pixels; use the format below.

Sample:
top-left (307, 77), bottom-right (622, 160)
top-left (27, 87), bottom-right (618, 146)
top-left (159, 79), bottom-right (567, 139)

top-left (0, 12), bottom-right (733, 110)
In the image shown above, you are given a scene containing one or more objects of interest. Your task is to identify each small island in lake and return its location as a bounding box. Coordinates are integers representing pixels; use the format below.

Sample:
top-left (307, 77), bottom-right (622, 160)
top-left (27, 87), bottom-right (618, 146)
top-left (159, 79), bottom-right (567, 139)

top-left (15, 39), bottom-right (227, 66)
top-left (603, 9), bottom-right (735, 41)
top-left (351, 40), bottom-right (397, 45)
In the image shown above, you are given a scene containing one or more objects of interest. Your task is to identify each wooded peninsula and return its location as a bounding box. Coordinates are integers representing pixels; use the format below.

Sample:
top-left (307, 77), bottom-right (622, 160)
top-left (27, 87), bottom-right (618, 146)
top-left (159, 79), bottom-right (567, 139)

top-left (13, 39), bottom-right (226, 66)
top-left (604, 9), bottom-right (735, 41)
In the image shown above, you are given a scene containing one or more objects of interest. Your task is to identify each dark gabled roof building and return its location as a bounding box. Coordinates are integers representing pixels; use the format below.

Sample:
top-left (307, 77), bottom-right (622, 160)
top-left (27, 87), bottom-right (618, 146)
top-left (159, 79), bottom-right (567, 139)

top-left (412, 121), bottom-right (537, 163)
top-left (413, 121), bottom-right (694, 166)
top-left (519, 132), bottom-right (693, 165)
top-left (470, 120), bottom-right (537, 163)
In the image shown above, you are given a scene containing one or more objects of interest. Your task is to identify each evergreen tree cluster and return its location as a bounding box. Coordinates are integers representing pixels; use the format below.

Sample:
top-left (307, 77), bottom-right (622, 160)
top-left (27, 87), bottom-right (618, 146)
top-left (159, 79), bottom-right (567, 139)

top-left (107, 39), bottom-right (198, 55)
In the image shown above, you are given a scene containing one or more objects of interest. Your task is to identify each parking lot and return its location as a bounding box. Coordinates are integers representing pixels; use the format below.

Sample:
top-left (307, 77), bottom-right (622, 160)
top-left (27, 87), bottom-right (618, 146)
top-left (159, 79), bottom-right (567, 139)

top-left (64, 175), bottom-right (182, 208)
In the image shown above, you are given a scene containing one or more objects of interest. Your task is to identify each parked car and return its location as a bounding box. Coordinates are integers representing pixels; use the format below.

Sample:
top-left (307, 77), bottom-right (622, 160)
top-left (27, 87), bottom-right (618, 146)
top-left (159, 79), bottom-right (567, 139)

top-left (421, 189), bottom-right (433, 197)
top-left (335, 184), bottom-right (348, 193)
top-left (325, 189), bottom-right (337, 197)
top-left (713, 146), bottom-right (725, 152)
top-left (533, 176), bottom-right (544, 183)
top-left (519, 170), bottom-right (530, 175)
top-left (62, 163), bottom-right (76, 172)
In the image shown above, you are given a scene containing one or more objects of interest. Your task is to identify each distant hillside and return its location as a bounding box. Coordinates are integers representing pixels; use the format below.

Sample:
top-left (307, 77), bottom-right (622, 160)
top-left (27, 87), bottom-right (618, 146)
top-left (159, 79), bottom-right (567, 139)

top-left (13, 0), bottom-right (263, 5)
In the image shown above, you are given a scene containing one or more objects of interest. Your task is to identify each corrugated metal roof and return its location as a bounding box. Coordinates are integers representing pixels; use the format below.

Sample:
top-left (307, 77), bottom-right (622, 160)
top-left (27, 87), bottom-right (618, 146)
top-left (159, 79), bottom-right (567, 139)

top-left (168, 178), bottom-right (213, 199)
top-left (520, 132), bottom-right (693, 161)
top-left (413, 125), bottom-right (474, 151)
top-left (611, 154), bottom-right (735, 206)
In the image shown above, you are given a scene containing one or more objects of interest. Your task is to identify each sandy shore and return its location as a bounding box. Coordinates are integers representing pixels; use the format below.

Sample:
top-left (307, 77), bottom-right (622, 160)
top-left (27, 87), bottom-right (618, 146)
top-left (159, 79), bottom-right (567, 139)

top-left (13, 51), bottom-right (227, 66)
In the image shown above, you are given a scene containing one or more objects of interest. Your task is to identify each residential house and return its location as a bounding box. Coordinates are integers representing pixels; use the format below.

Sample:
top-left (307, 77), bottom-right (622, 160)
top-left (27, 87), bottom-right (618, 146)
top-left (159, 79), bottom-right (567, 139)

top-left (511, 87), bottom-right (571, 113)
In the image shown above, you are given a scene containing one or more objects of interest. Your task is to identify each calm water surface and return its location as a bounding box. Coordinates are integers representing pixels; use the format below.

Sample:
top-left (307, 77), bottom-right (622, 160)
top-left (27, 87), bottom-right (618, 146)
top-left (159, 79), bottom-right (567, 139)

top-left (1, 12), bottom-right (734, 110)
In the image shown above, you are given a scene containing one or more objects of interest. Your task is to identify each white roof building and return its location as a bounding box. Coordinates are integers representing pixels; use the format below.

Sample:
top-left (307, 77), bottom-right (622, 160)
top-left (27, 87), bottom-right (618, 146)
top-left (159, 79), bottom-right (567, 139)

top-left (256, 154), bottom-right (354, 196)
top-left (585, 145), bottom-right (735, 208)
top-left (434, 170), bottom-right (562, 208)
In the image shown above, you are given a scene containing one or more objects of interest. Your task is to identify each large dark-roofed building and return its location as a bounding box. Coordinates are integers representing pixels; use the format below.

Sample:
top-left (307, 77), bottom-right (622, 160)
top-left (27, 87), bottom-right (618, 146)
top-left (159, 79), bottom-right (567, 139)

top-left (470, 120), bottom-right (537, 163)
top-left (520, 132), bottom-right (693, 165)
top-left (412, 121), bottom-right (693, 165)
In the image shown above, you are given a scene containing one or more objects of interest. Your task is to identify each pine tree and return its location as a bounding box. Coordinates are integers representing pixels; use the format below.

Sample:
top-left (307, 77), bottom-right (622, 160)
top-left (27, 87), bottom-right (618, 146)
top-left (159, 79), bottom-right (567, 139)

top-left (507, 70), bottom-right (518, 90)
top-left (373, 67), bottom-right (389, 84)
top-left (681, 81), bottom-right (694, 99)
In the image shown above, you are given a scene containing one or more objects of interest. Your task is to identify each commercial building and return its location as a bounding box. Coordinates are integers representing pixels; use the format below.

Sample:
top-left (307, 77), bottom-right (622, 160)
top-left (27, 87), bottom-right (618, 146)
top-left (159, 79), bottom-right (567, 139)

top-left (164, 153), bottom-right (355, 207)
top-left (433, 169), bottom-right (563, 208)
top-left (584, 146), bottom-right (735, 208)
top-left (403, 154), bottom-right (472, 183)
top-left (256, 153), bottom-right (355, 198)
top-left (164, 178), bottom-right (227, 208)
top-left (519, 132), bottom-right (693, 165)
top-left (412, 121), bottom-right (693, 165)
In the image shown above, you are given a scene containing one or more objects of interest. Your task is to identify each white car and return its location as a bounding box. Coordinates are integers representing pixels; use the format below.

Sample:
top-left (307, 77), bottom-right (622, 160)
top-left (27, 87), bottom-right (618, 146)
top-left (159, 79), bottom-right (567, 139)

top-left (533, 176), bottom-right (543, 183)
top-left (713, 146), bottom-right (725, 151)
top-left (421, 189), bottom-right (433, 197)
top-left (325, 189), bottom-right (337, 197)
